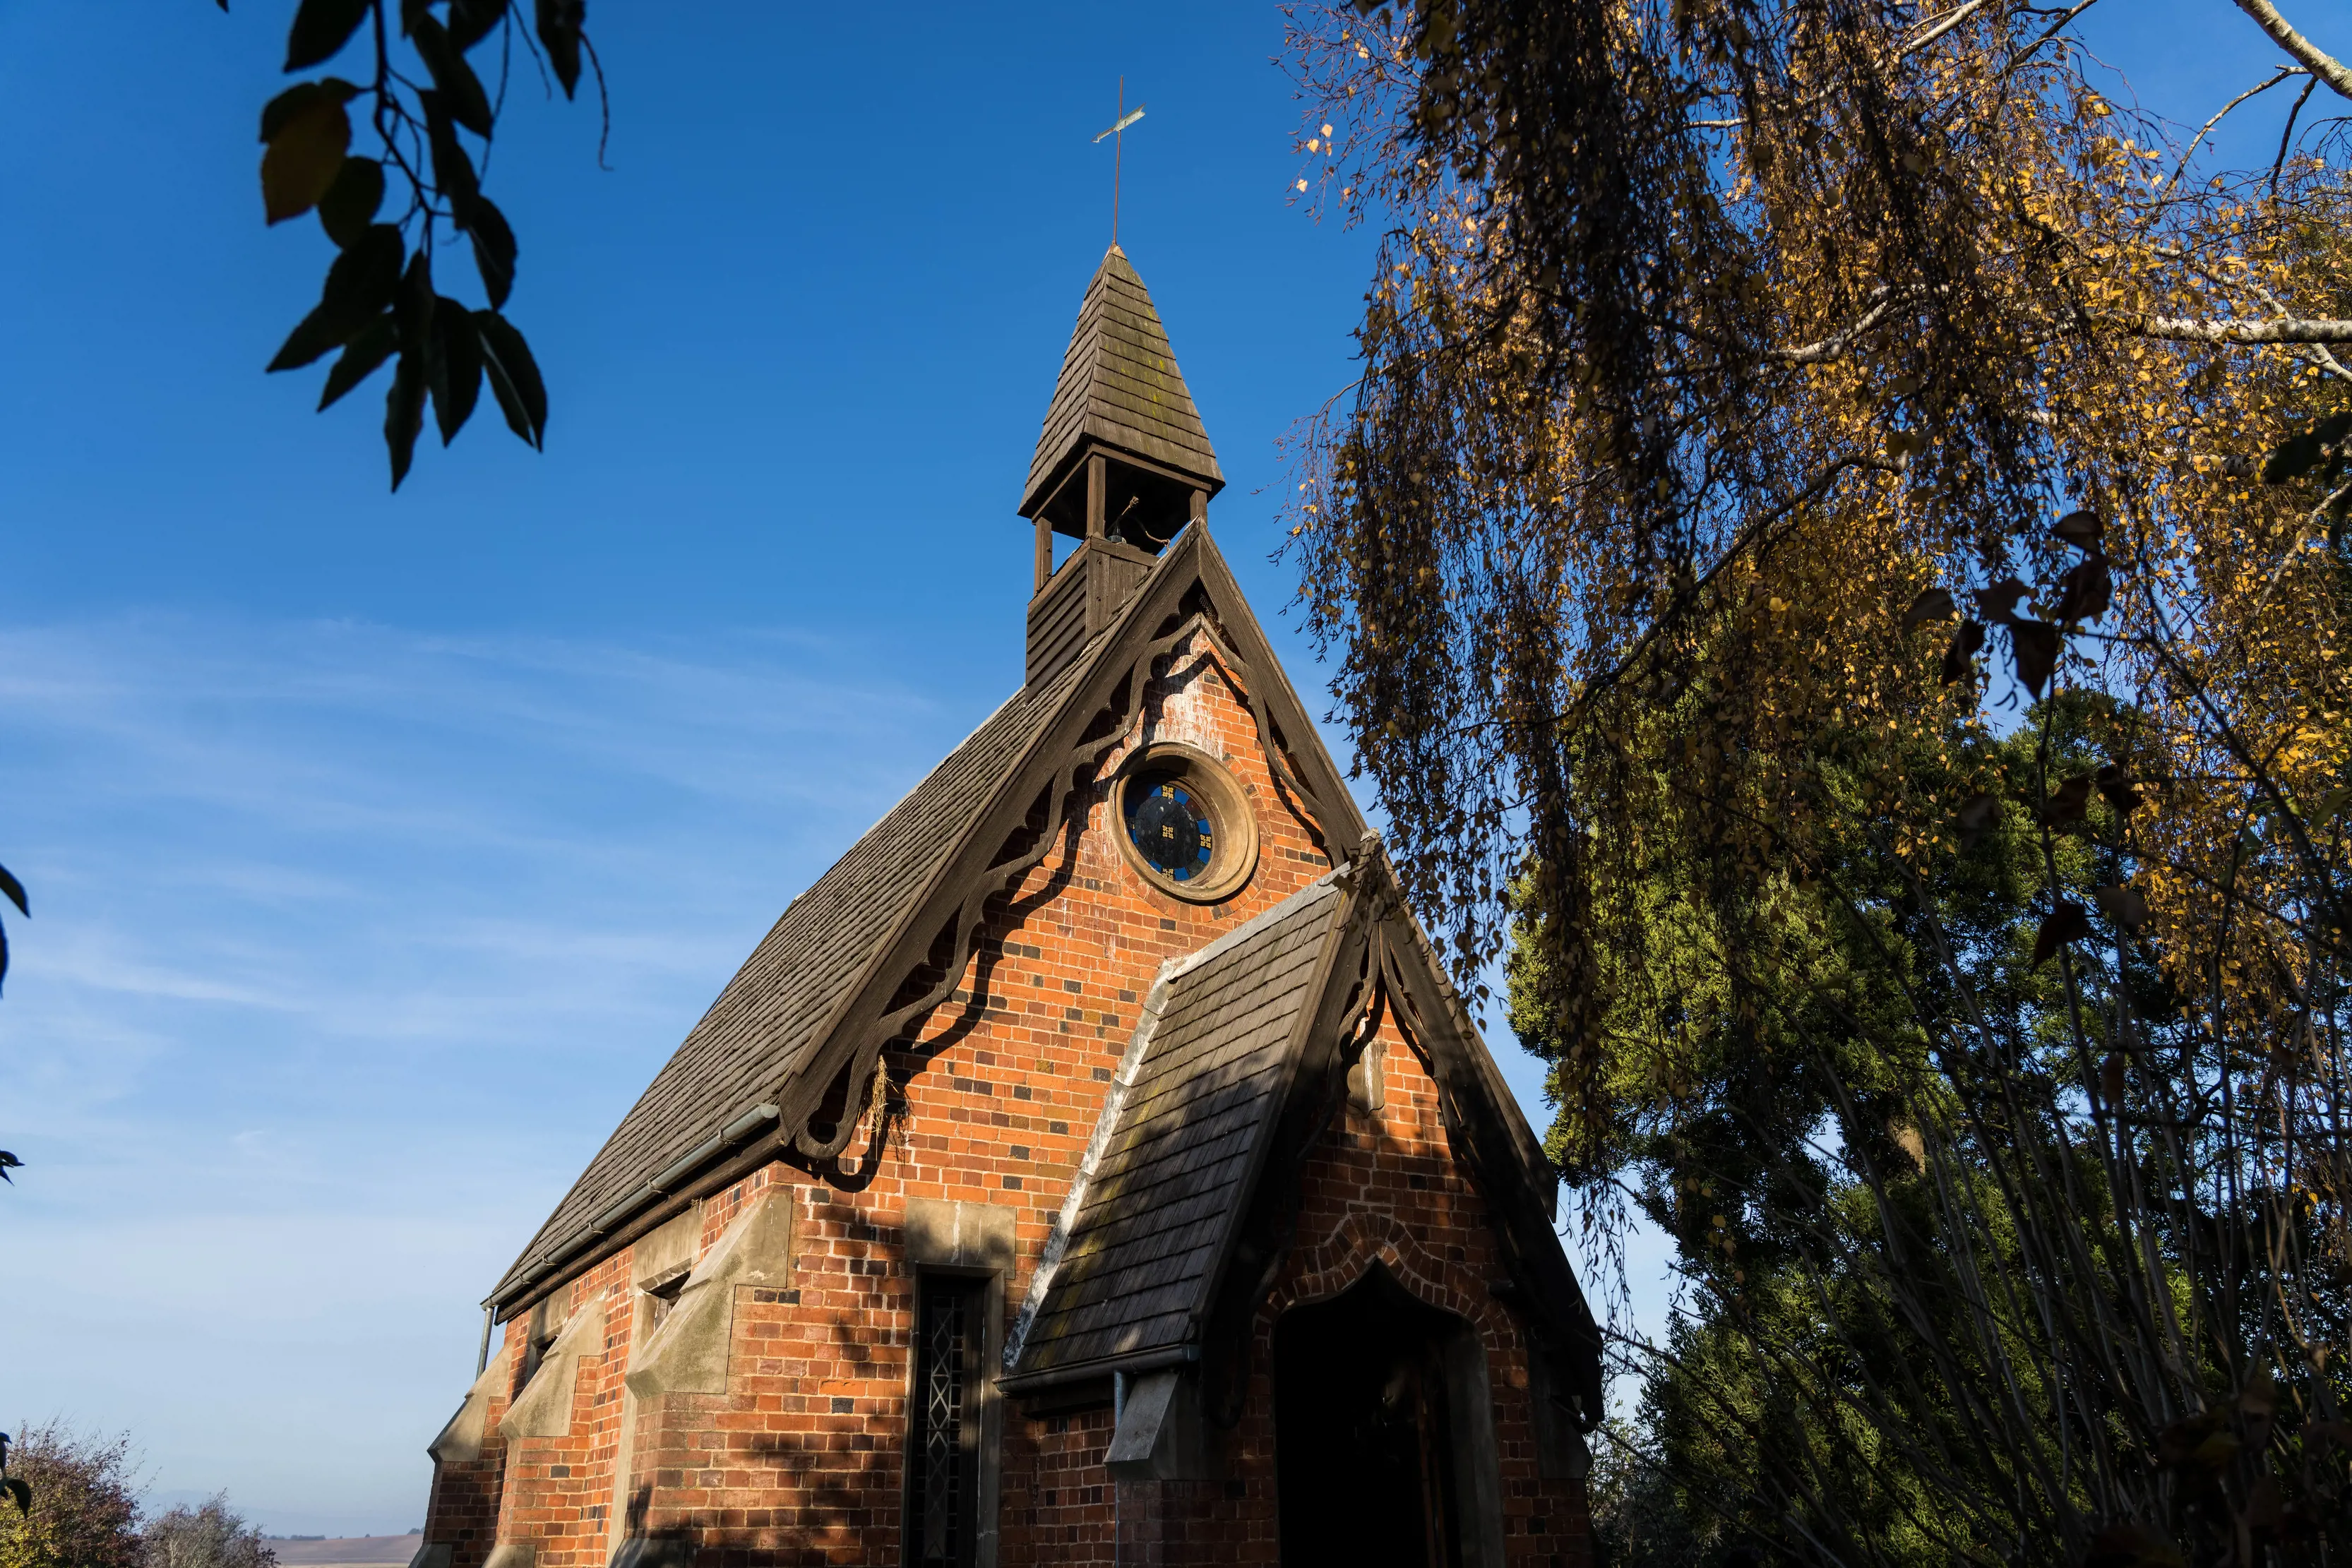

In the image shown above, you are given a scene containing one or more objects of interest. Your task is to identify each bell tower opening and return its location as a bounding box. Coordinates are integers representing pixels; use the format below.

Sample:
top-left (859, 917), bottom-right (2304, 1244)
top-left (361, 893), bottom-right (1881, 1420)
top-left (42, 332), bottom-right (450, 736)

top-left (1031, 449), bottom-right (1202, 552)
top-left (1274, 1264), bottom-right (1500, 1568)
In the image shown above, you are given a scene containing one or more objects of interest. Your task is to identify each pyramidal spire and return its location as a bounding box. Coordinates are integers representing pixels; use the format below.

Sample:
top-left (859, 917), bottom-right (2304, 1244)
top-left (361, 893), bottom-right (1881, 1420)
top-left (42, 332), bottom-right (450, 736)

top-left (1019, 246), bottom-right (1223, 547)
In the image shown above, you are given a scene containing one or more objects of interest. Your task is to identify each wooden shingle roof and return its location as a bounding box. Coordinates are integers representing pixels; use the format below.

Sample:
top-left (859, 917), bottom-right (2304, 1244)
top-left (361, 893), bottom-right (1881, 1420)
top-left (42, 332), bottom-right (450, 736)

top-left (1004, 878), bottom-right (1347, 1380)
top-left (488, 659), bottom-right (1089, 1305)
top-left (1020, 246), bottom-right (1224, 518)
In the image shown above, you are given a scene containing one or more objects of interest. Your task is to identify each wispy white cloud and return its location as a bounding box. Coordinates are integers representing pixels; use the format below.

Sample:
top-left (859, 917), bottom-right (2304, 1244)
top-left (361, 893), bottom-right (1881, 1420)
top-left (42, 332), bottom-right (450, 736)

top-left (0, 613), bottom-right (957, 1533)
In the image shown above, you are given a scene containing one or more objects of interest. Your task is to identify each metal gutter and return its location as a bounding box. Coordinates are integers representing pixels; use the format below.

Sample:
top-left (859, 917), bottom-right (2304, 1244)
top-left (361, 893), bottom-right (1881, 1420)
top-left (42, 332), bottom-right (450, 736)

top-left (997, 1341), bottom-right (1200, 1397)
top-left (485, 1102), bottom-right (779, 1317)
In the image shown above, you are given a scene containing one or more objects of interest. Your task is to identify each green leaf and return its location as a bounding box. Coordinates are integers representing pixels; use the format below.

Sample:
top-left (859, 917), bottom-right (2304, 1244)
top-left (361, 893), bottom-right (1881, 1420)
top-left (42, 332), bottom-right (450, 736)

top-left (2030, 899), bottom-right (2091, 968)
top-left (0, 862), bottom-right (27, 919)
top-left (466, 196), bottom-right (517, 308)
top-left (2010, 618), bottom-right (2061, 697)
top-left (419, 92), bottom-right (479, 215)
top-left (2041, 774), bottom-right (2093, 826)
top-left (411, 15), bottom-right (494, 136)
top-left (333, 222), bottom-right (407, 308)
top-left (397, 249), bottom-right (435, 345)
top-left (2096, 762), bottom-right (2143, 816)
top-left (1971, 576), bottom-right (2028, 626)
top-left (268, 301), bottom-right (356, 372)
top-left (2053, 554), bottom-right (2111, 626)
top-left (1938, 618), bottom-right (1984, 687)
top-left (1899, 586), bottom-right (1954, 630)
top-left (285, 0), bottom-right (371, 70)
top-left (535, 0), bottom-right (584, 98)
top-left (267, 224), bottom-right (402, 371)
top-left (2051, 508), bottom-right (2102, 552)
top-left (1955, 791), bottom-right (2000, 850)
top-left (397, 249), bottom-right (435, 349)
top-left (2265, 430), bottom-right (2325, 484)
top-left (2280, 442), bottom-right (2324, 484)
top-left (386, 252), bottom-right (434, 488)
top-left (448, 0), bottom-right (511, 52)
top-left (318, 314), bottom-right (397, 409)
top-left (2094, 882), bottom-right (2149, 933)
top-left (429, 297), bottom-right (484, 444)
top-left (386, 350), bottom-right (425, 491)
top-left (477, 310), bottom-right (546, 448)
top-left (317, 157), bottom-right (386, 249)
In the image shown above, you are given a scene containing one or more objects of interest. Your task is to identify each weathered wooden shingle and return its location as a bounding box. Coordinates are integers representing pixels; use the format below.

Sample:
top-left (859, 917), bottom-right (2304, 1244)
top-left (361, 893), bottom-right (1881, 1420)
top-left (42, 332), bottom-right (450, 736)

top-left (489, 659), bottom-right (1090, 1304)
top-left (1020, 246), bottom-right (1224, 517)
top-left (1006, 878), bottom-right (1345, 1380)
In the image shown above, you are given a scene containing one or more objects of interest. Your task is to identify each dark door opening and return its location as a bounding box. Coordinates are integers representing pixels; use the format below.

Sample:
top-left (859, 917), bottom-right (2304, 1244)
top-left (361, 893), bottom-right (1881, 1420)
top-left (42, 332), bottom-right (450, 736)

top-left (1274, 1265), bottom-right (1479, 1568)
top-left (905, 1274), bottom-right (984, 1568)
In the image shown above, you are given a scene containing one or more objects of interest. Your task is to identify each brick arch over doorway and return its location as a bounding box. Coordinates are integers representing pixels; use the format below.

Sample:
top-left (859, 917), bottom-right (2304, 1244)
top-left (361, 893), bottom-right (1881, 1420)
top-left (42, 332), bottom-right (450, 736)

top-left (1272, 1210), bottom-right (1512, 1351)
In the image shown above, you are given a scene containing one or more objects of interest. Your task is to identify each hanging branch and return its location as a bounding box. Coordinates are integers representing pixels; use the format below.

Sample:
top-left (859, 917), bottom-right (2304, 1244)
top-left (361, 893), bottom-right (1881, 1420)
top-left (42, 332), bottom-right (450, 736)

top-left (248, 0), bottom-right (602, 488)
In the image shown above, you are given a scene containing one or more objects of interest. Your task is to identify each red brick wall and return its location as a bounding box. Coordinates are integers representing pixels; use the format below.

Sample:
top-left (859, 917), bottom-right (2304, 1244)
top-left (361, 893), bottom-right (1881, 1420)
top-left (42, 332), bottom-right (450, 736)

top-left (482, 1255), bottom-right (636, 1568)
top-left (424, 1342), bottom-right (515, 1568)
top-left (421, 631), bottom-right (1590, 1568)
top-left (995, 1015), bottom-right (1592, 1568)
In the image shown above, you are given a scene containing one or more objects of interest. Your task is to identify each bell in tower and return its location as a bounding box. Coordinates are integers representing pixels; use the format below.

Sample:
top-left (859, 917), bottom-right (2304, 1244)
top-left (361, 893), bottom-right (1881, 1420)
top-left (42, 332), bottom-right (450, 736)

top-left (1021, 246), bottom-right (1224, 687)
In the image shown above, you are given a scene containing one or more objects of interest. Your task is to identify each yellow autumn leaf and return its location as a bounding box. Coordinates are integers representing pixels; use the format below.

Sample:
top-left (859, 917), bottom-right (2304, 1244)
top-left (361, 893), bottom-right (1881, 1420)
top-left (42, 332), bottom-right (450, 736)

top-left (261, 98), bottom-right (351, 225)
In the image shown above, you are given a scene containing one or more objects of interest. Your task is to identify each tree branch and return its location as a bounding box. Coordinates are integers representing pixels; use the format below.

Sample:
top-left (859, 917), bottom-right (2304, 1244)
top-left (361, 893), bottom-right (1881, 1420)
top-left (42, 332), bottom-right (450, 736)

top-left (1999, 0), bottom-right (2104, 78)
top-left (2125, 313), bottom-right (2352, 343)
top-left (2231, 0), bottom-right (2352, 104)
top-left (2270, 73), bottom-right (2320, 188)
top-left (1765, 292), bottom-right (2352, 365)
top-left (1904, 0), bottom-right (1995, 59)
top-left (2161, 66), bottom-right (2303, 197)
top-left (2245, 283), bottom-right (2352, 381)
top-left (1690, 0), bottom-right (1996, 130)
top-left (1767, 288), bottom-right (1906, 364)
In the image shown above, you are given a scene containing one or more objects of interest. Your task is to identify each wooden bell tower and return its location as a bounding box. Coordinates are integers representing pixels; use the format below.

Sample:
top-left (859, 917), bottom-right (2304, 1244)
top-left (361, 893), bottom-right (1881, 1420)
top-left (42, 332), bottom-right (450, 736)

top-left (1020, 245), bottom-right (1224, 688)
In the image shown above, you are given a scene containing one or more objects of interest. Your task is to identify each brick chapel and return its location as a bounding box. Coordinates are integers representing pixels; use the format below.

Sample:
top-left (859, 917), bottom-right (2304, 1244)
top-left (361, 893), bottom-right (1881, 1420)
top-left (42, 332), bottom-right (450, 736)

top-left (412, 245), bottom-right (1604, 1568)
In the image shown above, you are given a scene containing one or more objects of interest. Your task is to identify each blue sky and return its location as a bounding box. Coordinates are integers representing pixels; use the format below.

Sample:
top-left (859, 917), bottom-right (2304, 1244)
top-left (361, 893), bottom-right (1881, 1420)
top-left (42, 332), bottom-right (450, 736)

top-left (0, 0), bottom-right (2309, 1536)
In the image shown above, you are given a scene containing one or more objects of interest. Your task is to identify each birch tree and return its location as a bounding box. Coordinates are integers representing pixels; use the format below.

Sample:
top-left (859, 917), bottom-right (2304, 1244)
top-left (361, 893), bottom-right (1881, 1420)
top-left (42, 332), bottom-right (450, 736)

top-left (1286, 3), bottom-right (2352, 1563)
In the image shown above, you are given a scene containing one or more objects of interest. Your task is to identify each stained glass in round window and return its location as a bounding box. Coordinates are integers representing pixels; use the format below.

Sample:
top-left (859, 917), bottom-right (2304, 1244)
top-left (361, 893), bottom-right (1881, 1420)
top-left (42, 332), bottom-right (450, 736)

top-left (1125, 773), bottom-right (1217, 882)
top-left (1111, 744), bottom-right (1258, 902)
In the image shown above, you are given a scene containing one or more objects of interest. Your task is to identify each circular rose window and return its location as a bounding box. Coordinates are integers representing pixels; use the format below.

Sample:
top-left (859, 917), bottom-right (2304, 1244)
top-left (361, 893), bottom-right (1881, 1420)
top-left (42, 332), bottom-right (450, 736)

top-left (1111, 743), bottom-right (1258, 903)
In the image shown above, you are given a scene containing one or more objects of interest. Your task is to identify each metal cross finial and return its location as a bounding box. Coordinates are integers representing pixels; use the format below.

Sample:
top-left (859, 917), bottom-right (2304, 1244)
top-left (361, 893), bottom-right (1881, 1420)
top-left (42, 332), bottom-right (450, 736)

top-left (1093, 77), bottom-right (1145, 247)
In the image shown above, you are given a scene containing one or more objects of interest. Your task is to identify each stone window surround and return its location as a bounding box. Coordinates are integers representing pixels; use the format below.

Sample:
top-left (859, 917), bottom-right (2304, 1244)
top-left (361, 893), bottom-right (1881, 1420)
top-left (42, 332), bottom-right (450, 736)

top-left (901, 1199), bottom-right (1016, 1568)
top-left (1108, 741), bottom-right (1260, 904)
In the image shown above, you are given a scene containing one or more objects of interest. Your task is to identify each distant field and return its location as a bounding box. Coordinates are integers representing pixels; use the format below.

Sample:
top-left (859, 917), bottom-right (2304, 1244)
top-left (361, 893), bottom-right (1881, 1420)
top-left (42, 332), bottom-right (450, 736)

top-left (268, 1535), bottom-right (422, 1567)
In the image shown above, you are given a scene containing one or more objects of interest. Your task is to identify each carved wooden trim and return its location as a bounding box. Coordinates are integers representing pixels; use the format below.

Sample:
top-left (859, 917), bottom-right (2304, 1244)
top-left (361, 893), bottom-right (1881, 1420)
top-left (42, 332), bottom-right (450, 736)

top-left (782, 591), bottom-right (1337, 1171)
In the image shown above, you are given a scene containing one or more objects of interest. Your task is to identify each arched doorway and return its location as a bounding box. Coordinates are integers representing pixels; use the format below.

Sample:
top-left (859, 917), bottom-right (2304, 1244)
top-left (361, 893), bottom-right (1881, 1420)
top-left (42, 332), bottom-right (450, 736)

top-left (1273, 1264), bottom-right (1500, 1568)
